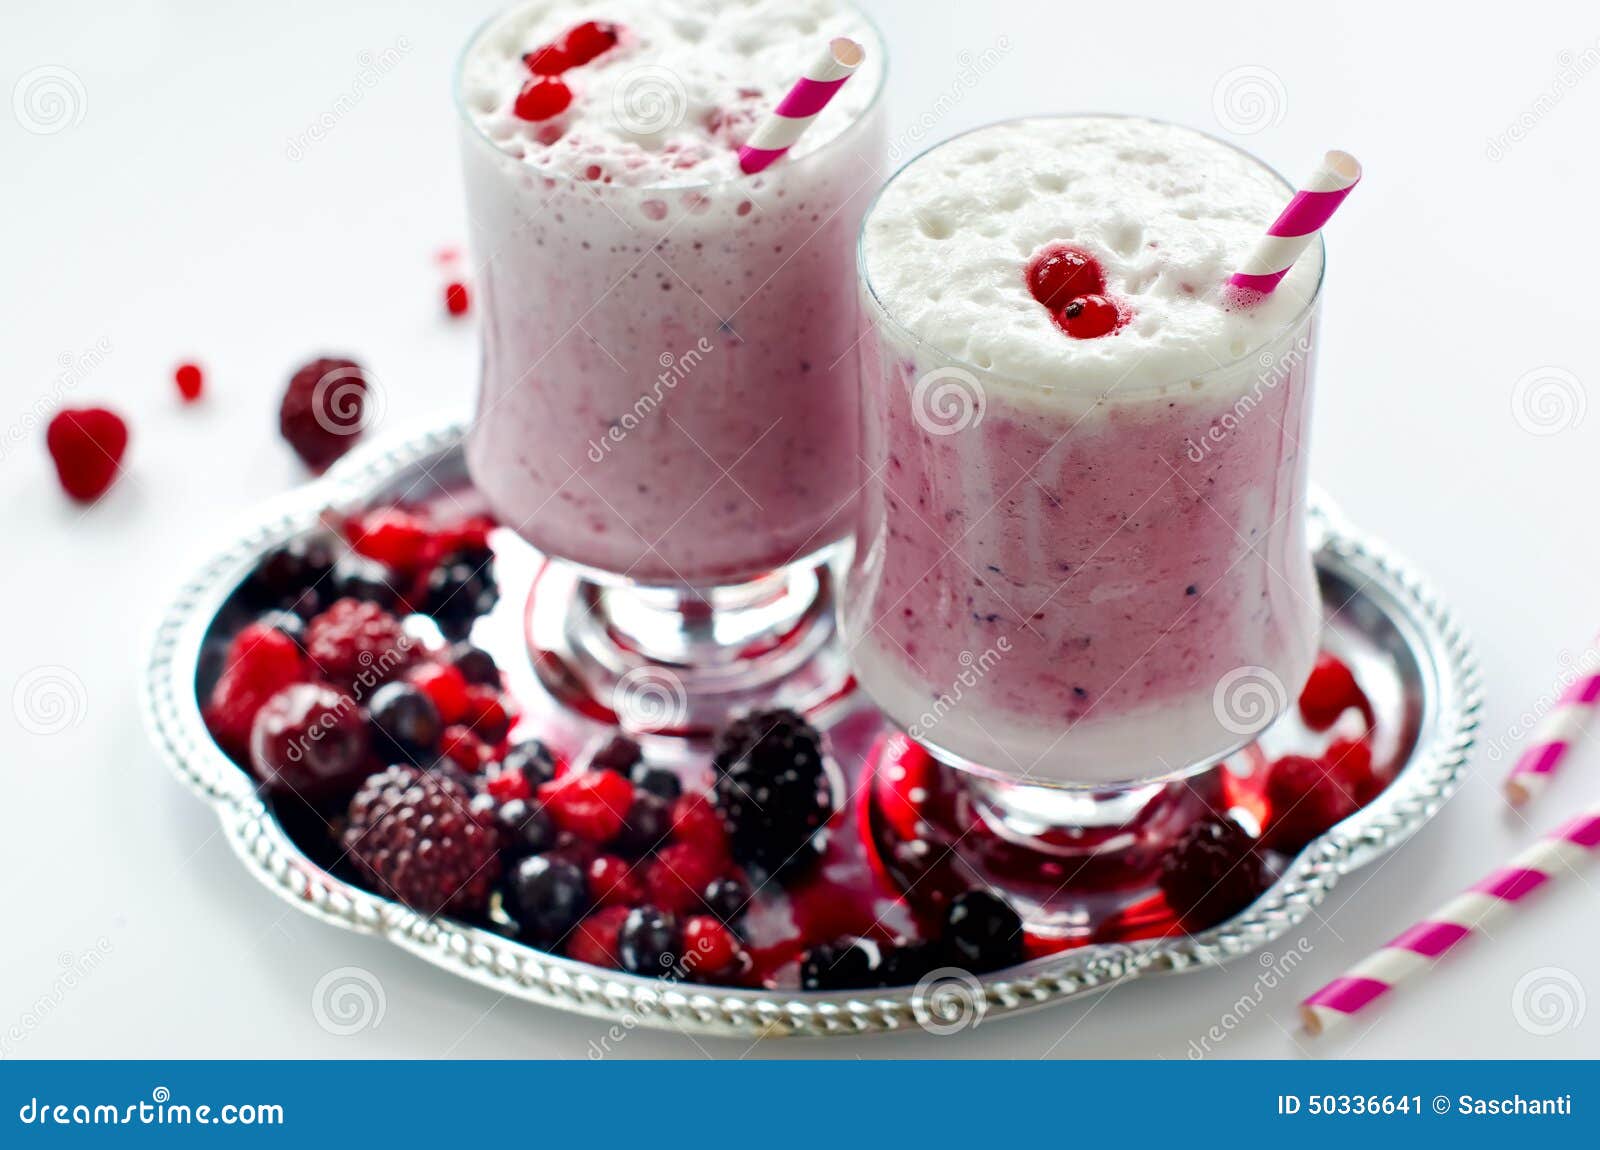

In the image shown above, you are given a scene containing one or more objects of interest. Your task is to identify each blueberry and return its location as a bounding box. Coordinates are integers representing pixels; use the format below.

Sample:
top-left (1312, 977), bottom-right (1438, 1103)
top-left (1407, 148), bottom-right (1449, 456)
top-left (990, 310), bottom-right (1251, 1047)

top-left (501, 739), bottom-right (558, 787)
top-left (422, 556), bottom-right (499, 636)
top-left (612, 792), bottom-right (670, 857)
top-left (944, 890), bottom-right (1024, 973)
top-left (495, 798), bottom-right (556, 859)
top-left (449, 642), bottom-right (501, 687)
top-left (881, 940), bottom-right (945, 987)
top-left (630, 763), bottom-right (682, 802)
top-left (590, 734), bottom-right (641, 774)
top-left (249, 535), bottom-right (335, 606)
top-left (508, 854), bottom-right (588, 944)
top-left (256, 609), bottom-right (306, 650)
top-left (618, 906), bottom-right (680, 976)
top-left (367, 682), bottom-right (442, 763)
top-left (799, 937), bottom-right (889, 991)
top-left (702, 876), bottom-right (750, 923)
top-left (329, 555), bottom-right (399, 608)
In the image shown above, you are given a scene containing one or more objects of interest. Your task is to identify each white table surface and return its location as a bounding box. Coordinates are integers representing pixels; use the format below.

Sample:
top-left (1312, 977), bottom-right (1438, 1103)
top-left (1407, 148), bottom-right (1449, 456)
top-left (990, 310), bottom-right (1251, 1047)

top-left (4, 0), bottom-right (1598, 1059)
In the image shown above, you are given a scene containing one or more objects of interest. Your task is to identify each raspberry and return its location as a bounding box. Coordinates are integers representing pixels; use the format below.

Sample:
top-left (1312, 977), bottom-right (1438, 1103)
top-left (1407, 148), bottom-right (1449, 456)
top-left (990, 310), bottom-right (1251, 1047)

top-left (523, 44), bottom-right (574, 75)
top-left (1059, 294), bottom-right (1122, 339)
top-left (712, 708), bottom-right (832, 877)
top-left (415, 516), bottom-right (495, 573)
top-left (562, 21), bottom-right (619, 64)
top-left (409, 662), bottom-right (469, 724)
top-left (279, 356), bottom-right (367, 472)
top-left (45, 407), bottom-right (129, 502)
top-left (347, 507), bottom-right (431, 573)
top-left (513, 78), bottom-right (572, 122)
top-left (566, 906), bottom-right (629, 968)
top-left (484, 764), bottom-right (533, 803)
top-left (1299, 652), bottom-right (1363, 730)
top-left (462, 686), bottom-right (510, 743)
top-left (440, 724), bottom-right (491, 772)
top-left (303, 598), bottom-right (414, 689)
top-left (248, 683), bottom-right (367, 798)
top-left (645, 842), bottom-right (721, 915)
top-left (444, 281), bottom-right (470, 317)
top-left (1157, 816), bottom-right (1267, 928)
top-left (670, 793), bottom-right (728, 860)
top-left (1026, 245), bottom-right (1105, 310)
top-left (343, 765), bottom-right (500, 916)
top-left (203, 623), bottom-right (307, 754)
top-left (682, 915), bottom-right (738, 976)
top-left (588, 854), bottom-right (645, 907)
top-left (538, 770), bottom-right (634, 844)
top-left (174, 362), bottom-right (204, 402)
top-left (1325, 735), bottom-right (1379, 803)
top-left (1263, 754), bottom-right (1359, 852)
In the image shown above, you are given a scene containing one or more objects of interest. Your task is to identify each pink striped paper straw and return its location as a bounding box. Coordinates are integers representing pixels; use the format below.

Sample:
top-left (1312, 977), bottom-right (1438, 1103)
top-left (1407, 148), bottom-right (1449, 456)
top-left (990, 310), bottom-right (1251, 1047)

top-left (737, 37), bottom-right (864, 176)
top-left (1229, 150), bottom-right (1362, 297)
top-left (1506, 649), bottom-right (1600, 806)
top-left (1301, 805), bottom-right (1600, 1035)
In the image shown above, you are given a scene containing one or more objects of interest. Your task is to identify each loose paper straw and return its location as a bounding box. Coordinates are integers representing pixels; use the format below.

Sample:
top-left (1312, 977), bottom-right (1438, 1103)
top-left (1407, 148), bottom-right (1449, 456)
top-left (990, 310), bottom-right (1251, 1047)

top-left (1229, 150), bottom-right (1362, 297)
top-left (1300, 806), bottom-right (1600, 1035)
top-left (737, 37), bottom-right (864, 176)
top-left (1506, 647), bottom-right (1600, 806)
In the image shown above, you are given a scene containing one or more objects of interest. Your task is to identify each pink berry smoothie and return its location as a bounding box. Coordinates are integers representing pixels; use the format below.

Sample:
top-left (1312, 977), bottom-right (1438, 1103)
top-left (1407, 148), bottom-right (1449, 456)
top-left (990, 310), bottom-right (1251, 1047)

top-left (456, 0), bottom-right (887, 587)
top-left (846, 117), bottom-right (1324, 787)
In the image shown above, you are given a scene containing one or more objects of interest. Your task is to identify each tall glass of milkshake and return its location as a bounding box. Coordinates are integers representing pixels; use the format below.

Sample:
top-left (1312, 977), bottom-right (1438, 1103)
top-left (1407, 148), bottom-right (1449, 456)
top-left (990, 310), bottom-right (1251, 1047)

top-left (845, 116), bottom-right (1325, 909)
top-left (456, 0), bottom-right (886, 716)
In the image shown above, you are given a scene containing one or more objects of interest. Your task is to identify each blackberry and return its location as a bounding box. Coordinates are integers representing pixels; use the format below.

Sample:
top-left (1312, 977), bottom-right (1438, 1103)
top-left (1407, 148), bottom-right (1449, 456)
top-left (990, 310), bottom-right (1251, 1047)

top-left (799, 937), bottom-right (890, 991)
top-left (618, 906), bottom-right (680, 976)
top-left (945, 890), bottom-right (1024, 973)
top-left (248, 535), bottom-right (335, 608)
top-left (1158, 815), bottom-right (1267, 927)
top-left (711, 708), bottom-right (832, 877)
top-left (367, 682), bottom-right (441, 764)
top-left (507, 854), bottom-right (589, 944)
top-left (342, 765), bottom-right (500, 916)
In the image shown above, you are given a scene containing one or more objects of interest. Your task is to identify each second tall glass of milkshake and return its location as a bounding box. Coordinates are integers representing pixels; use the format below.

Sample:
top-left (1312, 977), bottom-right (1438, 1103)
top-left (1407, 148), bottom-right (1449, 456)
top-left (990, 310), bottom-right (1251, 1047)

top-left (457, 1), bottom-right (886, 716)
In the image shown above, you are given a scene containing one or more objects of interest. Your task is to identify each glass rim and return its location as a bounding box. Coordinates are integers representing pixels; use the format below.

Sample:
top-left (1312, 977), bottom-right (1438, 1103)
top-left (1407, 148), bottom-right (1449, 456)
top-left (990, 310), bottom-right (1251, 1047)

top-left (855, 113), bottom-right (1328, 398)
top-left (451, 0), bottom-right (890, 195)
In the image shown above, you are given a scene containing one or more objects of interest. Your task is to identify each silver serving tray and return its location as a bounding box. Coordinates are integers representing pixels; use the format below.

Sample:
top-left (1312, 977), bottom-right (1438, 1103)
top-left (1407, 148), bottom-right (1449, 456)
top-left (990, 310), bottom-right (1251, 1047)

top-left (141, 421), bottom-right (1481, 1038)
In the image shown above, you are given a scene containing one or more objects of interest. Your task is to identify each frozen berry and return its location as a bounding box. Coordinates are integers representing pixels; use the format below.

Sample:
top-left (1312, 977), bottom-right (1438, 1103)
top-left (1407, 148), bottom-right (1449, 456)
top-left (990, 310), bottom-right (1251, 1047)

top-left (343, 764), bottom-right (500, 916)
top-left (1325, 735), bottom-right (1379, 803)
top-left (644, 842), bottom-right (720, 915)
top-left (444, 281), bottom-right (470, 317)
top-left (1059, 294), bottom-right (1121, 339)
top-left (203, 623), bottom-right (307, 754)
top-left (631, 762), bottom-right (682, 802)
top-left (303, 598), bottom-right (414, 688)
top-left (367, 682), bottom-right (441, 763)
top-left (421, 555), bottom-right (499, 635)
top-left (513, 78), bottom-right (572, 122)
top-left (248, 683), bottom-right (367, 797)
top-left (1299, 652), bottom-right (1363, 731)
top-left (174, 362), bottom-right (204, 402)
top-left (881, 941), bottom-right (944, 987)
top-left (409, 662), bottom-right (469, 724)
top-left (566, 906), bottom-right (629, 968)
top-left (484, 763), bottom-right (533, 804)
top-left (562, 20), bottom-right (619, 64)
top-left (248, 535), bottom-right (336, 608)
top-left (501, 739), bottom-right (558, 787)
top-left (1262, 754), bottom-right (1359, 852)
top-left (348, 508), bottom-right (430, 572)
top-left (439, 724), bottom-right (491, 772)
top-left (588, 854), bottom-right (646, 908)
top-left (493, 797), bottom-right (555, 858)
top-left (800, 937), bottom-right (890, 991)
top-left (590, 734), bottom-right (641, 774)
top-left (670, 793), bottom-right (728, 859)
top-left (1158, 816), bottom-right (1266, 927)
top-left (945, 890), bottom-right (1024, 973)
top-left (538, 769), bottom-right (634, 844)
top-left (45, 407), bottom-right (128, 502)
top-left (618, 906), bottom-right (679, 976)
top-left (279, 357), bottom-right (367, 472)
top-left (255, 609), bottom-right (306, 650)
top-left (702, 876), bottom-right (750, 923)
top-left (682, 915), bottom-right (738, 976)
top-left (326, 555), bottom-right (399, 608)
top-left (1026, 245), bottom-right (1104, 309)
top-left (712, 708), bottom-right (832, 876)
top-left (507, 854), bottom-right (588, 944)
top-left (449, 642), bottom-right (500, 687)
top-left (462, 686), bottom-right (510, 744)
top-left (613, 791), bottom-right (671, 857)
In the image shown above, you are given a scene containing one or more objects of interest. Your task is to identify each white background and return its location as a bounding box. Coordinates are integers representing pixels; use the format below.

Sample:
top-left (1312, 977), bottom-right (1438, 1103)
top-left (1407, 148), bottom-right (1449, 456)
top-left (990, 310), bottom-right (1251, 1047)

top-left (3, 0), bottom-right (1598, 1059)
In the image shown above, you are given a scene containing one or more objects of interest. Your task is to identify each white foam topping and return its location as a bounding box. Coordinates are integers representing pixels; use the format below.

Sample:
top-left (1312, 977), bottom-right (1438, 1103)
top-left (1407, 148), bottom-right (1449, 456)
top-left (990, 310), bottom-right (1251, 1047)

top-left (861, 117), bottom-right (1325, 392)
top-left (459, 0), bottom-right (883, 188)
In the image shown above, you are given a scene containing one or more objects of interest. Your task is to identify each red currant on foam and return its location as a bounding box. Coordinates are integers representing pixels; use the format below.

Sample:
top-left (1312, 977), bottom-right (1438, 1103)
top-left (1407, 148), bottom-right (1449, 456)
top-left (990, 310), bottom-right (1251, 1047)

top-left (1059, 294), bottom-right (1121, 339)
top-left (1026, 245), bottom-right (1105, 310)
